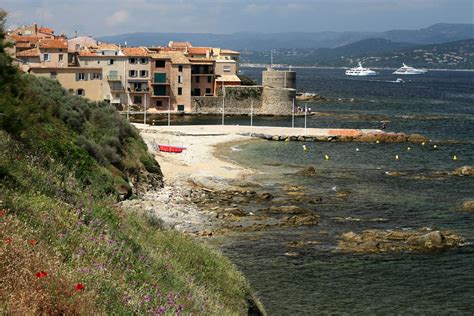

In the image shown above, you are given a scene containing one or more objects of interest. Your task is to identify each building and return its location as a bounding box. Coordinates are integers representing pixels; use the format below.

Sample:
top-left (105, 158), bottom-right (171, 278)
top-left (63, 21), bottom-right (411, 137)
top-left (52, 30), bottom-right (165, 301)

top-left (122, 47), bottom-right (151, 111)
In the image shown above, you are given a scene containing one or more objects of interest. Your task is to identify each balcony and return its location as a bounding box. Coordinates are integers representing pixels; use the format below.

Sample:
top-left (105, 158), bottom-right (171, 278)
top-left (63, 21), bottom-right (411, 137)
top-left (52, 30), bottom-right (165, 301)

top-left (107, 75), bottom-right (122, 81)
top-left (110, 87), bottom-right (125, 92)
top-left (128, 87), bottom-right (150, 94)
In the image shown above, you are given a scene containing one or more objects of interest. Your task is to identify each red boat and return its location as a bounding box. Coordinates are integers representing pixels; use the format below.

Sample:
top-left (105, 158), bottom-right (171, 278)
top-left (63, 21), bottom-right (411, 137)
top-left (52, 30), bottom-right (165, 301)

top-left (157, 145), bottom-right (186, 153)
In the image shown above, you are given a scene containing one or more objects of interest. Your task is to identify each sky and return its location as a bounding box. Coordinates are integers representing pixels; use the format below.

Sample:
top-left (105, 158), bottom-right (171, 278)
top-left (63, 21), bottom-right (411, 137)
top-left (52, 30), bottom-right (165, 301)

top-left (2, 0), bottom-right (473, 37)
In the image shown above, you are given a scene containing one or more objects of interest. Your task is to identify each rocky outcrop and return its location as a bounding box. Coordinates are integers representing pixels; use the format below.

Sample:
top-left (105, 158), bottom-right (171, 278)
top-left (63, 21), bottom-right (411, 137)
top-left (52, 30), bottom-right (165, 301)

top-left (339, 229), bottom-right (463, 253)
top-left (461, 201), bottom-right (474, 212)
top-left (453, 166), bottom-right (474, 177)
top-left (245, 132), bottom-right (429, 143)
top-left (296, 166), bottom-right (317, 176)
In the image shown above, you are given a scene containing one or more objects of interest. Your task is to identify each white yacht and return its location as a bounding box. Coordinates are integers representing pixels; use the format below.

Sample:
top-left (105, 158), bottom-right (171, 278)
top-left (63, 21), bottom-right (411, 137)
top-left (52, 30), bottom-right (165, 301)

top-left (393, 63), bottom-right (427, 75)
top-left (345, 62), bottom-right (377, 76)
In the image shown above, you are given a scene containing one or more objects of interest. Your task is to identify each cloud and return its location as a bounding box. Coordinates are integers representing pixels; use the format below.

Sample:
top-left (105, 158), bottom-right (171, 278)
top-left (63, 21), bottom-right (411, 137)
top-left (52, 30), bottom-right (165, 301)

top-left (106, 10), bottom-right (129, 27)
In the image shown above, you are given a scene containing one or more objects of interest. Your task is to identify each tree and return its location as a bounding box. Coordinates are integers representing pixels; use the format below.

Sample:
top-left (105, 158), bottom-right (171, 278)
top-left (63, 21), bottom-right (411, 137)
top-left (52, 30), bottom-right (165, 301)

top-left (0, 10), bottom-right (17, 93)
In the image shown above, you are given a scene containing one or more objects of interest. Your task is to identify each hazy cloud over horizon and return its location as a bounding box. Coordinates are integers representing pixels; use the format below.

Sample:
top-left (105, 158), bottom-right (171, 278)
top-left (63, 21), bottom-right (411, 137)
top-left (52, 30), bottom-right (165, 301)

top-left (2, 0), bottom-right (472, 37)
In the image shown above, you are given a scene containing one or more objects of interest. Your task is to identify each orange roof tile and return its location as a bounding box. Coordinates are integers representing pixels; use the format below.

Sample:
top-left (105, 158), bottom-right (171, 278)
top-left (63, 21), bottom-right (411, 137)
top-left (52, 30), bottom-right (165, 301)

top-left (16, 42), bottom-right (35, 48)
top-left (122, 47), bottom-right (149, 57)
top-left (8, 35), bottom-right (40, 43)
top-left (187, 47), bottom-right (210, 55)
top-left (39, 39), bottom-right (68, 49)
top-left (151, 51), bottom-right (190, 64)
top-left (16, 48), bottom-right (40, 57)
top-left (98, 43), bottom-right (119, 50)
top-left (39, 27), bottom-right (54, 34)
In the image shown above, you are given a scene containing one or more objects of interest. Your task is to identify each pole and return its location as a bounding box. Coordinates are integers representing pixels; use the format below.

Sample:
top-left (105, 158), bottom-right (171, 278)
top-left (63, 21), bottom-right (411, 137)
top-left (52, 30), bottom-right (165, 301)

top-left (250, 100), bottom-right (253, 127)
top-left (221, 85), bottom-right (225, 126)
top-left (291, 99), bottom-right (295, 128)
top-left (127, 102), bottom-right (129, 121)
top-left (304, 103), bottom-right (307, 135)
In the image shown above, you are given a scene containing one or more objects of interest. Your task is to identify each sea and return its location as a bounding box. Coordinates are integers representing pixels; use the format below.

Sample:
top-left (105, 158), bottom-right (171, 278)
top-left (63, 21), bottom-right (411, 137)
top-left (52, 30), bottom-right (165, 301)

top-left (161, 67), bottom-right (474, 314)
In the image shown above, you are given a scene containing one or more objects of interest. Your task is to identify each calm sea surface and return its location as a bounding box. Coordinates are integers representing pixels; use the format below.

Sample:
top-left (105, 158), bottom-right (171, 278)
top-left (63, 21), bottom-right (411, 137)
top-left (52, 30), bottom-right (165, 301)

top-left (163, 68), bottom-right (474, 314)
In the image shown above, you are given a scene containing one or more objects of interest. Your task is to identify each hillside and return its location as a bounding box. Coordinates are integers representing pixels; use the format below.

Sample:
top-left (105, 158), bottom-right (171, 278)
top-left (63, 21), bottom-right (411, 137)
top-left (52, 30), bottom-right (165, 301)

top-left (0, 13), bottom-right (260, 314)
top-left (99, 23), bottom-right (474, 51)
top-left (241, 39), bottom-right (474, 69)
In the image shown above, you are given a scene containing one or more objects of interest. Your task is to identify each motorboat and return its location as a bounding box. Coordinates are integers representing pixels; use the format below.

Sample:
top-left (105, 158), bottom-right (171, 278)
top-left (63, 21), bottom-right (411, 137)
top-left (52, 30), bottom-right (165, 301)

top-left (345, 62), bottom-right (377, 76)
top-left (393, 63), bottom-right (427, 75)
top-left (157, 144), bottom-right (186, 153)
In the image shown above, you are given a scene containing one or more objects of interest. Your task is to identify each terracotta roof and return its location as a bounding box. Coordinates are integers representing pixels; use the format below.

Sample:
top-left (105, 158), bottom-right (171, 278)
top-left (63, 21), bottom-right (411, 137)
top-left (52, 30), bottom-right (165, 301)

top-left (78, 49), bottom-right (98, 57)
top-left (220, 49), bottom-right (240, 55)
top-left (98, 43), bottom-right (119, 50)
top-left (189, 58), bottom-right (215, 65)
top-left (39, 39), bottom-right (68, 49)
top-left (16, 42), bottom-right (35, 48)
top-left (8, 35), bottom-right (40, 43)
top-left (16, 48), bottom-right (40, 57)
top-left (187, 47), bottom-right (210, 55)
top-left (168, 41), bottom-right (192, 48)
top-left (122, 47), bottom-right (149, 57)
top-left (151, 51), bottom-right (190, 64)
top-left (39, 27), bottom-right (54, 34)
top-left (216, 75), bottom-right (241, 82)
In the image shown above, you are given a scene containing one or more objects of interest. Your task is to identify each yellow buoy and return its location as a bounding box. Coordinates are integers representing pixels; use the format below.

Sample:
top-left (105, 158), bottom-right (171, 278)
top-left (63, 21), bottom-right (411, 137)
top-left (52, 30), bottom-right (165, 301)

top-left (356, 148), bottom-right (360, 152)
top-left (433, 145), bottom-right (437, 149)
top-left (303, 145), bottom-right (308, 151)
top-left (421, 142), bottom-right (426, 146)
top-left (376, 140), bottom-right (380, 144)
top-left (324, 154), bottom-right (329, 160)
top-left (407, 147), bottom-right (411, 151)
top-left (453, 155), bottom-right (458, 161)
top-left (395, 155), bottom-right (400, 160)
top-left (285, 138), bottom-right (290, 142)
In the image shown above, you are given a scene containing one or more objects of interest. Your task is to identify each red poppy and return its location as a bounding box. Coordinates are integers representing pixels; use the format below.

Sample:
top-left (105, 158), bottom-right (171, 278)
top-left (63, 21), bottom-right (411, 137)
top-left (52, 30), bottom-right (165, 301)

top-left (35, 271), bottom-right (48, 278)
top-left (29, 239), bottom-right (37, 245)
top-left (0, 210), bottom-right (5, 217)
top-left (74, 283), bottom-right (85, 291)
top-left (4, 237), bottom-right (12, 244)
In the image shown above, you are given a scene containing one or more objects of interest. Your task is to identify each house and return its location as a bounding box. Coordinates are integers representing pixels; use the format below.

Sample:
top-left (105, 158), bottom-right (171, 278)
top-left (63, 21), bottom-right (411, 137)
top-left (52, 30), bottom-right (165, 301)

top-left (122, 47), bottom-right (151, 111)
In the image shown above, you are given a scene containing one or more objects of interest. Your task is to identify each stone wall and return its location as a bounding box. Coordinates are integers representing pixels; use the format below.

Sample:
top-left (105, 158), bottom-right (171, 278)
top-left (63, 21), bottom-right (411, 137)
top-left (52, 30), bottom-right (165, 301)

top-left (191, 85), bottom-right (295, 115)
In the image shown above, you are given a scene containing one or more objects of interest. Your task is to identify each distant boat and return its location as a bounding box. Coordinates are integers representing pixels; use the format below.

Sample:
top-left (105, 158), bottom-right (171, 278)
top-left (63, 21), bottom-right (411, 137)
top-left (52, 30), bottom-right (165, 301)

top-left (394, 78), bottom-right (404, 83)
top-left (393, 63), bottom-right (427, 75)
top-left (157, 144), bottom-right (186, 153)
top-left (345, 62), bottom-right (377, 76)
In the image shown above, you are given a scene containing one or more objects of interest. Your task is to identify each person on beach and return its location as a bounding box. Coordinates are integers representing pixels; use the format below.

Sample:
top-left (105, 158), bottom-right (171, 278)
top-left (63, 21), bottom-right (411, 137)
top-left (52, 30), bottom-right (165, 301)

top-left (381, 121), bottom-right (386, 130)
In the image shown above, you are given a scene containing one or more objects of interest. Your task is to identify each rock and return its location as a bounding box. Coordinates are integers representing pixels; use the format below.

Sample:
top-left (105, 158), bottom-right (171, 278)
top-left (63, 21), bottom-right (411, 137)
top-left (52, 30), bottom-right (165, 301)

top-left (271, 135), bottom-right (280, 141)
top-left (257, 192), bottom-right (273, 200)
top-left (453, 166), bottom-right (474, 177)
top-left (266, 205), bottom-right (306, 214)
top-left (339, 229), bottom-right (463, 253)
top-left (407, 133), bottom-right (428, 143)
top-left (296, 166), bottom-right (317, 176)
top-left (461, 200), bottom-right (474, 212)
top-left (297, 136), bottom-right (305, 142)
top-left (224, 207), bottom-right (247, 217)
top-left (289, 136), bottom-right (298, 141)
top-left (280, 214), bottom-right (320, 226)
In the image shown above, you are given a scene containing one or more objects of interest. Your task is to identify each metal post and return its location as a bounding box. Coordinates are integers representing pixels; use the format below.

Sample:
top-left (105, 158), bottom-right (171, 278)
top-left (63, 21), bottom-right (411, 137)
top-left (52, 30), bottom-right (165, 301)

top-left (221, 85), bottom-right (225, 126)
top-left (250, 100), bottom-right (253, 127)
top-left (127, 103), bottom-right (130, 121)
top-left (292, 98), bottom-right (295, 128)
top-left (304, 103), bottom-right (307, 135)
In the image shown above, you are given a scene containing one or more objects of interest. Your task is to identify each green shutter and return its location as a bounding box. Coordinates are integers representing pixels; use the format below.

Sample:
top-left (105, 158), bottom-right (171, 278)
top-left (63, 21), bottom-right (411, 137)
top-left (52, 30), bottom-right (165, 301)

top-left (153, 85), bottom-right (167, 96)
top-left (154, 73), bottom-right (166, 83)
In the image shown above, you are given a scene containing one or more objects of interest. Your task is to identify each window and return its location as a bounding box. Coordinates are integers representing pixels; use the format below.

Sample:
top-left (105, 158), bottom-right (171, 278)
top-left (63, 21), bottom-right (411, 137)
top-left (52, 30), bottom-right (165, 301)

top-left (178, 75), bottom-right (183, 84)
top-left (205, 88), bottom-right (211, 95)
top-left (92, 73), bottom-right (101, 80)
top-left (129, 58), bottom-right (137, 64)
top-left (50, 71), bottom-right (57, 79)
top-left (223, 66), bottom-right (231, 72)
top-left (68, 89), bottom-right (74, 95)
top-left (108, 59), bottom-right (114, 65)
top-left (140, 58), bottom-right (148, 64)
top-left (133, 96), bottom-right (142, 104)
top-left (178, 65), bottom-right (183, 72)
top-left (178, 87), bottom-right (182, 95)
top-left (140, 70), bottom-right (148, 77)
top-left (59, 54), bottom-right (64, 62)
top-left (193, 88), bottom-right (201, 96)
top-left (43, 53), bottom-right (50, 62)
top-left (129, 70), bottom-right (137, 77)
top-left (207, 76), bottom-right (212, 83)
top-left (177, 105), bottom-right (185, 112)
top-left (154, 73), bottom-right (166, 83)
top-left (155, 60), bottom-right (165, 68)
top-left (196, 76), bottom-right (200, 83)
top-left (133, 82), bottom-right (142, 91)
top-left (156, 100), bottom-right (163, 107)
top-left (77, 89), bottom-right (85, 96)
top-left (77, 73), bottom-right (86, 81)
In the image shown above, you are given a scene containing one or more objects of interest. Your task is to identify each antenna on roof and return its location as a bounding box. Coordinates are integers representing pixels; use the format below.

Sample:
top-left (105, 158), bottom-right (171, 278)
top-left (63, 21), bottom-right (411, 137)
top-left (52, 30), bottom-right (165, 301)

top-left (270, 50), bottom-right (273, 69)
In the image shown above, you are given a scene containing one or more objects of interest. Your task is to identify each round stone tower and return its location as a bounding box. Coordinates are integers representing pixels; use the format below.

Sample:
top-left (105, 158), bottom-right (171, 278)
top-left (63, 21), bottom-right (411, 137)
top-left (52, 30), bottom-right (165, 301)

top-left (262, 68), bottom-right (296, 89)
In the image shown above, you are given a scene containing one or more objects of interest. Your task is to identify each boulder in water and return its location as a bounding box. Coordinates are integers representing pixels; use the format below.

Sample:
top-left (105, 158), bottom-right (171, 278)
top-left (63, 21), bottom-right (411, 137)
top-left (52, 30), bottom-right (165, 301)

top-left (296, 166), bottom-right (317, 176)
top-left (453, 166), bottom-right (474, 177)
top-left (461, 200), bottom-right (474, 212)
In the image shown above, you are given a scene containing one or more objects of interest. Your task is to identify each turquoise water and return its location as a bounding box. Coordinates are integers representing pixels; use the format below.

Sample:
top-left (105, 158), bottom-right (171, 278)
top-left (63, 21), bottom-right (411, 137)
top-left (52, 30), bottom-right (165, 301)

top-left (213, 69), bottom-right (474, 314)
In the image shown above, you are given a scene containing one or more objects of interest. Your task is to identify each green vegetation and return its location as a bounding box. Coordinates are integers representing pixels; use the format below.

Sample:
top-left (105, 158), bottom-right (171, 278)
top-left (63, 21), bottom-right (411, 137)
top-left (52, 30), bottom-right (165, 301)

top-left (0, 11), bottom-right (259, 315)
top-left (238, 75), bottom-right (257, 86)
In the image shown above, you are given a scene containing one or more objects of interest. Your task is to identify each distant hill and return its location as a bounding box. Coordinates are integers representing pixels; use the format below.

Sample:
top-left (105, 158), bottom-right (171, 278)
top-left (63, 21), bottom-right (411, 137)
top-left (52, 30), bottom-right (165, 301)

top-left (241, 39), bottom-right (474, 69)
top-left (99, 23), bottom-right (474, 51)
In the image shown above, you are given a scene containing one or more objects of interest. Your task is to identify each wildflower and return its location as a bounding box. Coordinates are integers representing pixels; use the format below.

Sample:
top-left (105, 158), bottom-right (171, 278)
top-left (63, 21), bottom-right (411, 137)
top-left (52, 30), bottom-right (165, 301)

top-left (29, 239), bottom-right (37, 246)
top-left (35, 271), bottom-right (48, 278)
top-left (0, 210), bottom-right (5, 217)
top-left (74, 283), bottom-right (85, 291)
top-left (4, 237), bottom-right (12, 244)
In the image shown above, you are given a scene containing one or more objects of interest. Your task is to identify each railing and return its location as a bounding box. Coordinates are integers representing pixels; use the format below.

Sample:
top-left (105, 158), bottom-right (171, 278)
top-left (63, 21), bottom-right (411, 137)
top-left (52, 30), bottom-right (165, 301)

top-left (107, 75), bottom-right (122, 81)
